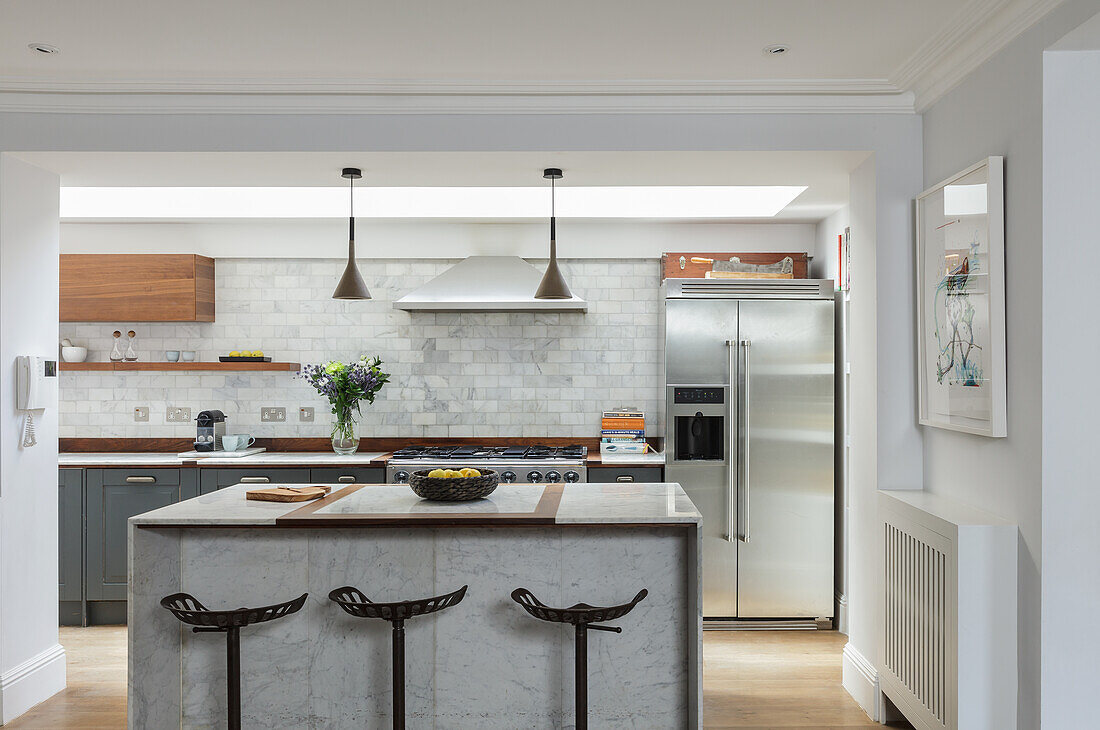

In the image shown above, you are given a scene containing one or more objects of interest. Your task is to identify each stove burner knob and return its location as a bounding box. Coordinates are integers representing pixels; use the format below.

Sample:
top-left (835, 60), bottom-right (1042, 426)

top-left (500, 470), bottom-right (517, 483)
top-left (526, 470), bottom-right (543, 483)
top-left (394, 470), bottom-right (410, 484)
top-left (564, 471), bottom-right (580, 483)
top-left (545, 470), bottom-right (562, 483)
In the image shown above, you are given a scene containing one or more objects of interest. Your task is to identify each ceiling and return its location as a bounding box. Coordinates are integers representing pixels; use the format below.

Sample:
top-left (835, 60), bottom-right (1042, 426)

top-left (4, 1), bottom-right (952, 82)
top-left (14, 151), bottom-right (868, 222)
top-left (0, 1), bottom-right (1064, 111)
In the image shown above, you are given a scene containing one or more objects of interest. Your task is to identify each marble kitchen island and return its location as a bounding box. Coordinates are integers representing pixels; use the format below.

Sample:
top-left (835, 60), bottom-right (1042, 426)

top-left (128, 482), bottom-right (701, 729)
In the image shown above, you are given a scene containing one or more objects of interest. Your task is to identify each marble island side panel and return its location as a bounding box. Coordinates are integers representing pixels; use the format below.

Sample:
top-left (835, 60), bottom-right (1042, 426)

top-left (129, 522), bottom-right (699, 729)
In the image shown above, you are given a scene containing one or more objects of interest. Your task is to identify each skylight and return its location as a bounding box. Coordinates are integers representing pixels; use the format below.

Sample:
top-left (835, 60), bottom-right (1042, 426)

top-left (60, 186), bottom-right (808, 219)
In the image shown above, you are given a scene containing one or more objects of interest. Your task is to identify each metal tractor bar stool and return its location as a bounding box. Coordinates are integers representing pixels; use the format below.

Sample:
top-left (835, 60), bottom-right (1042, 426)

top-left (160, 591), bottom-right (307, 730)
top-left (511, 587), bottom-right (648, 730)
top-left (329, 584), bottom-right (467, 730)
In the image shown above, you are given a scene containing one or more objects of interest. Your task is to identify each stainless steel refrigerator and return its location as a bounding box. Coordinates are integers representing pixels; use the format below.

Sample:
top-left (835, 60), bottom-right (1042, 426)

top-left (663, 278), bottom-right (834, 622)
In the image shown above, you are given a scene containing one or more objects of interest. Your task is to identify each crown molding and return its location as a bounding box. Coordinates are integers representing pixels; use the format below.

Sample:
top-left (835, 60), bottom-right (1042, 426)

top-left (0, 78), bottom-right (915, 115)
top-left (892, 0), bottom-right (1066, 111)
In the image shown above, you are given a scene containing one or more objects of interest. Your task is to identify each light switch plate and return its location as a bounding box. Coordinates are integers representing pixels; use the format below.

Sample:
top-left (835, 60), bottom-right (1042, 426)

top-left (299, 407), bottom-right (315, 422)
top-left (261, 407), bottom-right (286, 423)
top-left (133, 406), bottom-right (149, 422)
top-left (166, 406), bottom-right (191, 423)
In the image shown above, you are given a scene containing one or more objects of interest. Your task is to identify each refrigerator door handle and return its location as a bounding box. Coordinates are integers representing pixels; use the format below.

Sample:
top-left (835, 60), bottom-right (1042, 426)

top-left (725, 339), bottom-right (737, 543)
top-left (740, 339), bottom-right (752, 543)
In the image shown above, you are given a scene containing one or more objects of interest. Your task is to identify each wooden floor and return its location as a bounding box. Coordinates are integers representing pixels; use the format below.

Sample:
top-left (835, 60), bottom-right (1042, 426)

top-left (7, 626), bottom-right (902, 728)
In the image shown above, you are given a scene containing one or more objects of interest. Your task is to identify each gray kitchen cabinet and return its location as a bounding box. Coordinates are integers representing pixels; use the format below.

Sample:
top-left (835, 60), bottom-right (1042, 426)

top-left (58, 468), bottom-right (84, 625)
top-left (85, 468), bottom-right (192, 603)
top-left (199, 467), bottom-right (311, 494)
top-left (587, 466), bottom-right (665, 483)
top-left (310, 466), bottom-right (384, 484)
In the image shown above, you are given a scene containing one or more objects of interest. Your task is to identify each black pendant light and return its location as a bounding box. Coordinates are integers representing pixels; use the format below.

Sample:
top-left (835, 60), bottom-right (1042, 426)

top-left (332, 167), bottom-right (372, 300)
top-left (535, 167), bottom-right (573, 300)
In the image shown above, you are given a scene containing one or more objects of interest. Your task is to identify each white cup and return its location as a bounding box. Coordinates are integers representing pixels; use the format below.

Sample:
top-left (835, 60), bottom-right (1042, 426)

top-left (221, 434), bottom-right (255, 452)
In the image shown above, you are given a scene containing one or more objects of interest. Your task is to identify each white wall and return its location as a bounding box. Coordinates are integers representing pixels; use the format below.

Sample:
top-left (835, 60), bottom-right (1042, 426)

top-left (0, 108), bottom-right (924, 721)
top-left (812, 205), bottom-right (851, 281)
top-left (839, 156), bottom-right (883, 711)
top-left (0, 155), bottom-right (65, 722)
top-left (1041, 10), bottom-right (1100, 727)
top-left (60, 219), bottom-right (817, 260)
top-left (920, 1), bottom-right (1100, 726)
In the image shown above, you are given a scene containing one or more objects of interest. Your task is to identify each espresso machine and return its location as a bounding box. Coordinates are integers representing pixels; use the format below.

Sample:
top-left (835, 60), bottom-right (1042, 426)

top-left (194, 409), bottom-right (226, 452)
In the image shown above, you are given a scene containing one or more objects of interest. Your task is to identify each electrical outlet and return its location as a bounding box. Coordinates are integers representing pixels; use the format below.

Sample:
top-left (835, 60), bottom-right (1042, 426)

top-left (133, 406), bottom-right (149, 422)
top-left (166, 406), bottom-right (191, 423)
top-left (261, 407), bottom-right (286, 423)
top-left (298, 407), bottom-right (315, 422)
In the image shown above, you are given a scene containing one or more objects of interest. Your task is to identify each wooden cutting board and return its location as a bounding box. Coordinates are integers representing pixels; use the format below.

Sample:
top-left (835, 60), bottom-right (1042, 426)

top-left (246, 485), bottom-right (331, 502)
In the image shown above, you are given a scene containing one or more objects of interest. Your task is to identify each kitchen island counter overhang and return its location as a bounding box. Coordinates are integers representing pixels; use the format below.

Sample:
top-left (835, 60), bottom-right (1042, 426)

top-left (128, 482), bottom-right (702, 728)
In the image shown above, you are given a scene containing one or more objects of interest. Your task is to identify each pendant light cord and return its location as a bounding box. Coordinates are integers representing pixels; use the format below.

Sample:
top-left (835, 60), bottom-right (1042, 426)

top-left (348, 174), bottom-right (355, 248)
top-left (550, 174), bottom-right (556, 247)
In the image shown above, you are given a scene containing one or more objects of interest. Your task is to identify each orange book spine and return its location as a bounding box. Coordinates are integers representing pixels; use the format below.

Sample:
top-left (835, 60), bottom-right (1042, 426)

top-left (601, 418), bottom-right (645, 429)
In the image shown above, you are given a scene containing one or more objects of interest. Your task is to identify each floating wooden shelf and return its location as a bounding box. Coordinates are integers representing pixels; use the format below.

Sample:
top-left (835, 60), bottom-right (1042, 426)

top-left (60, 362), bottom-right (301, 372)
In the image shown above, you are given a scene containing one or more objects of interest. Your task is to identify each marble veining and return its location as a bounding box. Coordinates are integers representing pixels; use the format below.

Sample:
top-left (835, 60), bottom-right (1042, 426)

top-left (129, 482), bottom-right (700, 527)
top-left (61, 258), bottom-right (664, 440)
top-left (130, 484), bottom-right (303, 525)
top-left (130, 523), bottom-right (699, 729)
top-left (315, 483), bottom-right (545, 515)
top-left (556, 483), bottom-right (701, 525)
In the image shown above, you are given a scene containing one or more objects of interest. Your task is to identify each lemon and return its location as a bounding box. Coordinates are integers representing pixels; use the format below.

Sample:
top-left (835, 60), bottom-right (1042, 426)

top-left (428, 469), bottom-right (446, 478)
top-left (444, 469), bottom-right (462, 478)
top-left (229, 350), bottom-right (241, 357)
top-left (253, 350), bottom-right (264, 357)
top-left (460, 468), bottom-right (481, 478)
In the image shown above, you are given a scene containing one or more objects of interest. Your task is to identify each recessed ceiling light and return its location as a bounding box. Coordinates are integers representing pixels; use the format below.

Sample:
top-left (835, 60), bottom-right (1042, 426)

top-left (28, 43), bottom-right (59, 55)
top-left (762, 44), bottom-right (789, 56)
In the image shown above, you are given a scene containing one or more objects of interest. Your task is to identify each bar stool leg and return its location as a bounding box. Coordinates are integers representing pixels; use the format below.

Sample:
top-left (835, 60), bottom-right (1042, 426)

top-left (226, 627), bottom-right (241, 730)
top-left (392, 619), bottom-right (405, 730)
top-left (575, 624), bottom-right (588, 730)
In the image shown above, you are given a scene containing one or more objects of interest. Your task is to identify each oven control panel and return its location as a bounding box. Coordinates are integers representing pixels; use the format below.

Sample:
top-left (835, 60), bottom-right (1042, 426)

top-left (673, 387), bottom-right (724, 404)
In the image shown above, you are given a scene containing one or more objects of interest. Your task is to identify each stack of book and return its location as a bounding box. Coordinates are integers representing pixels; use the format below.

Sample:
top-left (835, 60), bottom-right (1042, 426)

top-left (600, 410), bottom-right (648, 454)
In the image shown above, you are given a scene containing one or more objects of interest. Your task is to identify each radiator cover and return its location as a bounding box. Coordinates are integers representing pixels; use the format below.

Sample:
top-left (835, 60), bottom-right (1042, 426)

top-left (879, 491), bottom-right (1017, 730)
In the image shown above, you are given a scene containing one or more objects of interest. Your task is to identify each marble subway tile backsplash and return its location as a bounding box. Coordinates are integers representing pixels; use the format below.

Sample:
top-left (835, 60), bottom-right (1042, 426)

top-left (60, 258), bottom-right (664, 439)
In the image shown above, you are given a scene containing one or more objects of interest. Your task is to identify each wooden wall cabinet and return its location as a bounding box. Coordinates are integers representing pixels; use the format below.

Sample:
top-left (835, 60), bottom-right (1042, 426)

top-left (60, 254), bottom-right (215, 322)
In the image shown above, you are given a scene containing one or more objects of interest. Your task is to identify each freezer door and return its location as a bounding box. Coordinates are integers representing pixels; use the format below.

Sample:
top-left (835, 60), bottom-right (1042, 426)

top-left (664, 298), bottom-right (738, 385)
top-left (664, 297), bottom-right (740, 617)
top-left (735, 299), bottom-right (835, 618)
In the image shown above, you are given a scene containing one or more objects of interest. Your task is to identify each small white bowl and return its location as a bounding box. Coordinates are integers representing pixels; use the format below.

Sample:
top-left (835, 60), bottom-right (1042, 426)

top-left (61, 346), bottom-right (88, 363)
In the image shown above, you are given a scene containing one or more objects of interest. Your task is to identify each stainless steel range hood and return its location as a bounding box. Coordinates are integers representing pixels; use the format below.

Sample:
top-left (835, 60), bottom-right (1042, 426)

top-left (393, 256), bottom-right (588, 312)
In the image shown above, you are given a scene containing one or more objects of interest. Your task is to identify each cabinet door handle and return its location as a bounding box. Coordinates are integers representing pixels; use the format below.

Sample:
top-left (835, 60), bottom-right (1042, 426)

top-left (125, 476), bottom-right (156, 484)
top-left (616, 475), bottom-right (635, 483)
top-left (338, 475), bottom-right (356, 483)
top-left (240, 476), bottom-right (270, 484)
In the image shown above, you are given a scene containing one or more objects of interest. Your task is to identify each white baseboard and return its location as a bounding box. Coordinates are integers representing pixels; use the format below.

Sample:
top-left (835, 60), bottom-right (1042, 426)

top-left (841, 641), bottom-right (879, 723)
top-left (0, 644), bottom-right (66, 724)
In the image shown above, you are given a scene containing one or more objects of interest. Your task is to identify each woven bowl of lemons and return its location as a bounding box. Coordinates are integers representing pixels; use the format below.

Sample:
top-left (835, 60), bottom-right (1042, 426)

top-left (407, 468), bottom-right (499, 501)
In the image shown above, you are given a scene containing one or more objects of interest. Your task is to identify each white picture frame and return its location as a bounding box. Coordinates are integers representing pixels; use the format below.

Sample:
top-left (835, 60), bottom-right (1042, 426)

top-left (915, 156), bottom-right (1007, 437)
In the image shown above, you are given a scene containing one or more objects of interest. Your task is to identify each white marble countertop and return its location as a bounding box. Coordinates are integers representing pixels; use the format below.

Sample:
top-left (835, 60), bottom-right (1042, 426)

top-left (60, 452), bottom-right (187, 466)
top-left (556, 482), bottom-right (699, 523)
top-left (130, 482), bottom-right (700, 527)
top-left (59, 451), bottom-right (388, 467)
top-left (595, 451), bottom-right (666, 465)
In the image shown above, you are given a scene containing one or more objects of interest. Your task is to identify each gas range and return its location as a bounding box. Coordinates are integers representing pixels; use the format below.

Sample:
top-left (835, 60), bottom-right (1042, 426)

top-left (386, 444), bottom-right (588, 484)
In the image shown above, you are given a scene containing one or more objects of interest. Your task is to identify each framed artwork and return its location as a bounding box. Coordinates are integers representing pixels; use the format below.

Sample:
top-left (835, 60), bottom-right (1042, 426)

top-left (915, 156), bottom-right (1007, 437)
